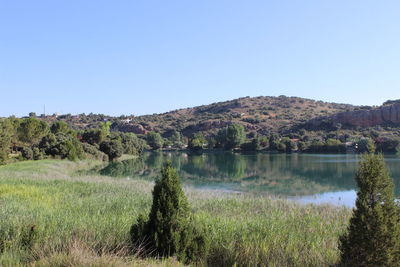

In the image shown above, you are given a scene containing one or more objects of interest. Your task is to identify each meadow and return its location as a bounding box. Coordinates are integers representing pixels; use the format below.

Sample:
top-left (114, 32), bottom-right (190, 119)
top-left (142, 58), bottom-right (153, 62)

top-left (0, 159), bottom-right (351, 266)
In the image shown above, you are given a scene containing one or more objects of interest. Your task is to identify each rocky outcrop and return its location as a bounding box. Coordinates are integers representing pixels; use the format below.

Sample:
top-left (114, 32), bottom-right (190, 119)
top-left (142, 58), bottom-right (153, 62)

top-left (332, 103), bottom-right (400, 127)
top-left (308, 103), bottom-right (400, 128)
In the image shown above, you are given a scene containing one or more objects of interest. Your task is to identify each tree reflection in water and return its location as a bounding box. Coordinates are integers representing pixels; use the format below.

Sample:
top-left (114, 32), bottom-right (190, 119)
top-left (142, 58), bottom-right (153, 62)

top-left (96, 152), bottom-right (400, 197)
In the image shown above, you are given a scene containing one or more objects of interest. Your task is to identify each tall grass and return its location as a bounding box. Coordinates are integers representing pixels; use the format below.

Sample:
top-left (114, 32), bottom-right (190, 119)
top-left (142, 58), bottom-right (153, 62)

top-left (0, 159), bottom-right (351, 266)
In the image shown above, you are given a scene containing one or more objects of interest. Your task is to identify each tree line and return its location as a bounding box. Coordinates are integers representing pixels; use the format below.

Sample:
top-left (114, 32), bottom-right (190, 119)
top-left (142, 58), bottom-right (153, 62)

top-left (0, 117), bottom-right (147, 165)
top-left (1, 116), bottom-right (399, 166)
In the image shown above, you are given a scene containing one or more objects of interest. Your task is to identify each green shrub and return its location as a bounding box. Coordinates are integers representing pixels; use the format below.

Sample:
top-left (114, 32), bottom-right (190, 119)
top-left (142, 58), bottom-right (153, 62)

top-left (99, 140), bottom-right (123, 161)
top-left (50, 121), bottom-right (75, 135)
top-left (81, 143), bottom-right (109, 161)
top-left (81, 128), bottom-right (107, 145)
top-left (32, 147), bottom-right (44, 160)
top-left (130, 163), bottom-right (209, 264)
top-left (339, 154), bottom-right (400, 266)
top-left (112, 132), bottom-right (145, 155)
top-left (39, 133), bottom-right (84, 161)
top-left (240, 138), bottom-right (260, 151)
top-left (21, 147), bottom-right (34, 160)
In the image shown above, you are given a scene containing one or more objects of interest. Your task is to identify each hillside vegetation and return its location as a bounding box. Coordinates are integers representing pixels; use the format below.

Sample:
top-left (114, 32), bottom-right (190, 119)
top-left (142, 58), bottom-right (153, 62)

top-left (113, 96), bottom-right (356, 136)
top-left (5, 96), bottom-right (399, 155)
top-left (38, 96), bottom-right (355, 136)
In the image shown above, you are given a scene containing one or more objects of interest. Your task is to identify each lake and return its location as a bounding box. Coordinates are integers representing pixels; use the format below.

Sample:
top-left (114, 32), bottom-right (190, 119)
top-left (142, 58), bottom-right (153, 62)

top-left (96, 152), bottom-right (400, 208)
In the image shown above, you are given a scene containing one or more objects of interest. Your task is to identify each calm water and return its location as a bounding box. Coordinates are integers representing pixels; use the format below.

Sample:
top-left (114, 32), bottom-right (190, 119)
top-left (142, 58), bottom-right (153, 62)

top-left (96, 152), bottom-right (400, 207)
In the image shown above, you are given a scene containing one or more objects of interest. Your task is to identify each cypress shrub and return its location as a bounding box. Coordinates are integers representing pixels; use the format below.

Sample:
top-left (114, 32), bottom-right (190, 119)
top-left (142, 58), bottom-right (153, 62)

top-left (130, 163), bottom-right (209, 263)
top-left (339, 153), bottom-right (400, 266)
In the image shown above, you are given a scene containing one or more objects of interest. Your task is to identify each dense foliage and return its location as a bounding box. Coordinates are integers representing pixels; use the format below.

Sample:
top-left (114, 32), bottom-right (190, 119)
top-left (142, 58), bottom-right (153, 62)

top-left (188, 133), bottom-right (206, 151)
top-left (339, 154), bottom-right (400, 266)
top-left (10, 96), bottom-right (400, 153)
top-left (146, 131), bottom-right (164, 150)
top-left (216, 124), bottom-right (246, 150)
top-left (130, 163), bottom-right (209, 263)
top-left (38, 132), bottom-right (84, 161)
top-left (99, 140), bottom-right (124, 161)
top-left (0, 116), bottom-right (144, 164)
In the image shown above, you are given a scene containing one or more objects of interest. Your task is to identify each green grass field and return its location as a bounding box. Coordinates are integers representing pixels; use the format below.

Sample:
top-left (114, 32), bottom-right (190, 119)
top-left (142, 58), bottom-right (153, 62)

top-left (0, 159), bottom-right (351, 266)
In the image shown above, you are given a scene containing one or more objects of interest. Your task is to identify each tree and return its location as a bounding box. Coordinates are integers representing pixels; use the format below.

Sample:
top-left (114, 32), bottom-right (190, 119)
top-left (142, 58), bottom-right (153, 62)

top-left (146, 132), bottom-right (163, 150)
top-left (188, 133), bottom-right (206, 151)
top-left (169, 130), bottom-right (185, 149)
top-left (216, 124), bottom-right (246, 150)
top-left (39, 133), bottom-right (84, 161)
top-left (99, 139), bottom-right (123, 161)
top-left (130, 163), bottom-right (209, 263)
top-left (17, 117), bottom-right (49, 145)
top-left (339, 154), bottom-right (400, 266)
top-left (357, 137), bottom-right (376, 153)
top-left (0, 119), bottom-right (15, 164)
top-left (120, 132), bottom-right (145, 155)
top-left (297, 141), bottom-right (308, 152)
top-left (375, 138), bottom-right (399, 153)
top-left (50, 121), bottom-right (75, 135)
top-left (325, 138), bottom-right (346, 153)
top-left (281, 137), bottom-right (297, 152)
top-left (100, 121), bottom-right (111, 137)
top-left (81, 129), bottom-right (107, 145)
top-left (240, 137), bottom-right (261, 151)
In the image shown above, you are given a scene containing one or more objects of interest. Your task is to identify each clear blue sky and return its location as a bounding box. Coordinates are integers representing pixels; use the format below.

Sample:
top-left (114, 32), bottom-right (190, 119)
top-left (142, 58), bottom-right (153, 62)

top-left (1, 0), bottom-right (399, 117)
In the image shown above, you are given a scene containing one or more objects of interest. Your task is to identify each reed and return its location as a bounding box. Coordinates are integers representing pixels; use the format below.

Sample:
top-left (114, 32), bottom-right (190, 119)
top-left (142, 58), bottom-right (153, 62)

top-left (0, 159), bottom-right (350, 266)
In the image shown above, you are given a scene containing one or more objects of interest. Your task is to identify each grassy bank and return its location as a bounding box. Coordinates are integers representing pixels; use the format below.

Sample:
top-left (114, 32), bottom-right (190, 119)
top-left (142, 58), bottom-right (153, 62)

top-left (0, 160), bottom-right (351, 266)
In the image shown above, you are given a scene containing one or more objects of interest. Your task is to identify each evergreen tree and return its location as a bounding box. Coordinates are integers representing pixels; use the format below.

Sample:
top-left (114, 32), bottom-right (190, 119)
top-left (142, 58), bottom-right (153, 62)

top-left (339, 153), bottom-right (400, 266)
top-left (17, 117), bottom-right (49, 145)
top-left (131, 163), bottom-right (209, 263)
top-left (0, 119), bottom-right (14, 164)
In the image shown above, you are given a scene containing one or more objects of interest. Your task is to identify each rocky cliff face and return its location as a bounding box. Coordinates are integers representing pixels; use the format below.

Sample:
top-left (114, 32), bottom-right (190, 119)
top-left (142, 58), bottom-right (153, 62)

top-left (329, 103), bottom-right (400, 127)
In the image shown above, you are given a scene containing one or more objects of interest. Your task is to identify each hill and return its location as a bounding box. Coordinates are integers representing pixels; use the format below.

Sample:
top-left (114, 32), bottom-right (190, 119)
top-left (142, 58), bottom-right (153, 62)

top-left (110, 96), bottom-right (356, 137)
top-left (36, 95), bottom-right (400, 144)
top-left (8, 95), bottom-right (400, 153)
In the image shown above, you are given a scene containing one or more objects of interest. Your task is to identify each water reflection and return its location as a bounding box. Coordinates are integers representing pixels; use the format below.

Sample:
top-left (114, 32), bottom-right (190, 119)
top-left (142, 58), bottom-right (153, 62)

top-left (96, 152), bottom-right (400, 207)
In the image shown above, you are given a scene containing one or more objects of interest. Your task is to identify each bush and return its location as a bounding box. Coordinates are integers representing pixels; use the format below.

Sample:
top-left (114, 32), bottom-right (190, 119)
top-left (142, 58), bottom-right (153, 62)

top-left (240, 138), bottom-right (260, 151)
top-left (339, 154), bottom-right (400, 266)
top-left (82, 143), bottom-right (109, 161)
top-left (50, 121), bottom-right (75, 135)
top-left (39, 133), bottom-right (84, 161)
top-left (81, 129), bottom-right (107, 145)
top-left (99, 140), bottom-right (123, 161)
top-left (130, 163), bottom-right (209, 263)
top-left (32, 147), bottom-right (44, 160)
top-left (113, 132), bottom-right (145, 155)
top-left (21, 147), bottom-right (34, 160)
